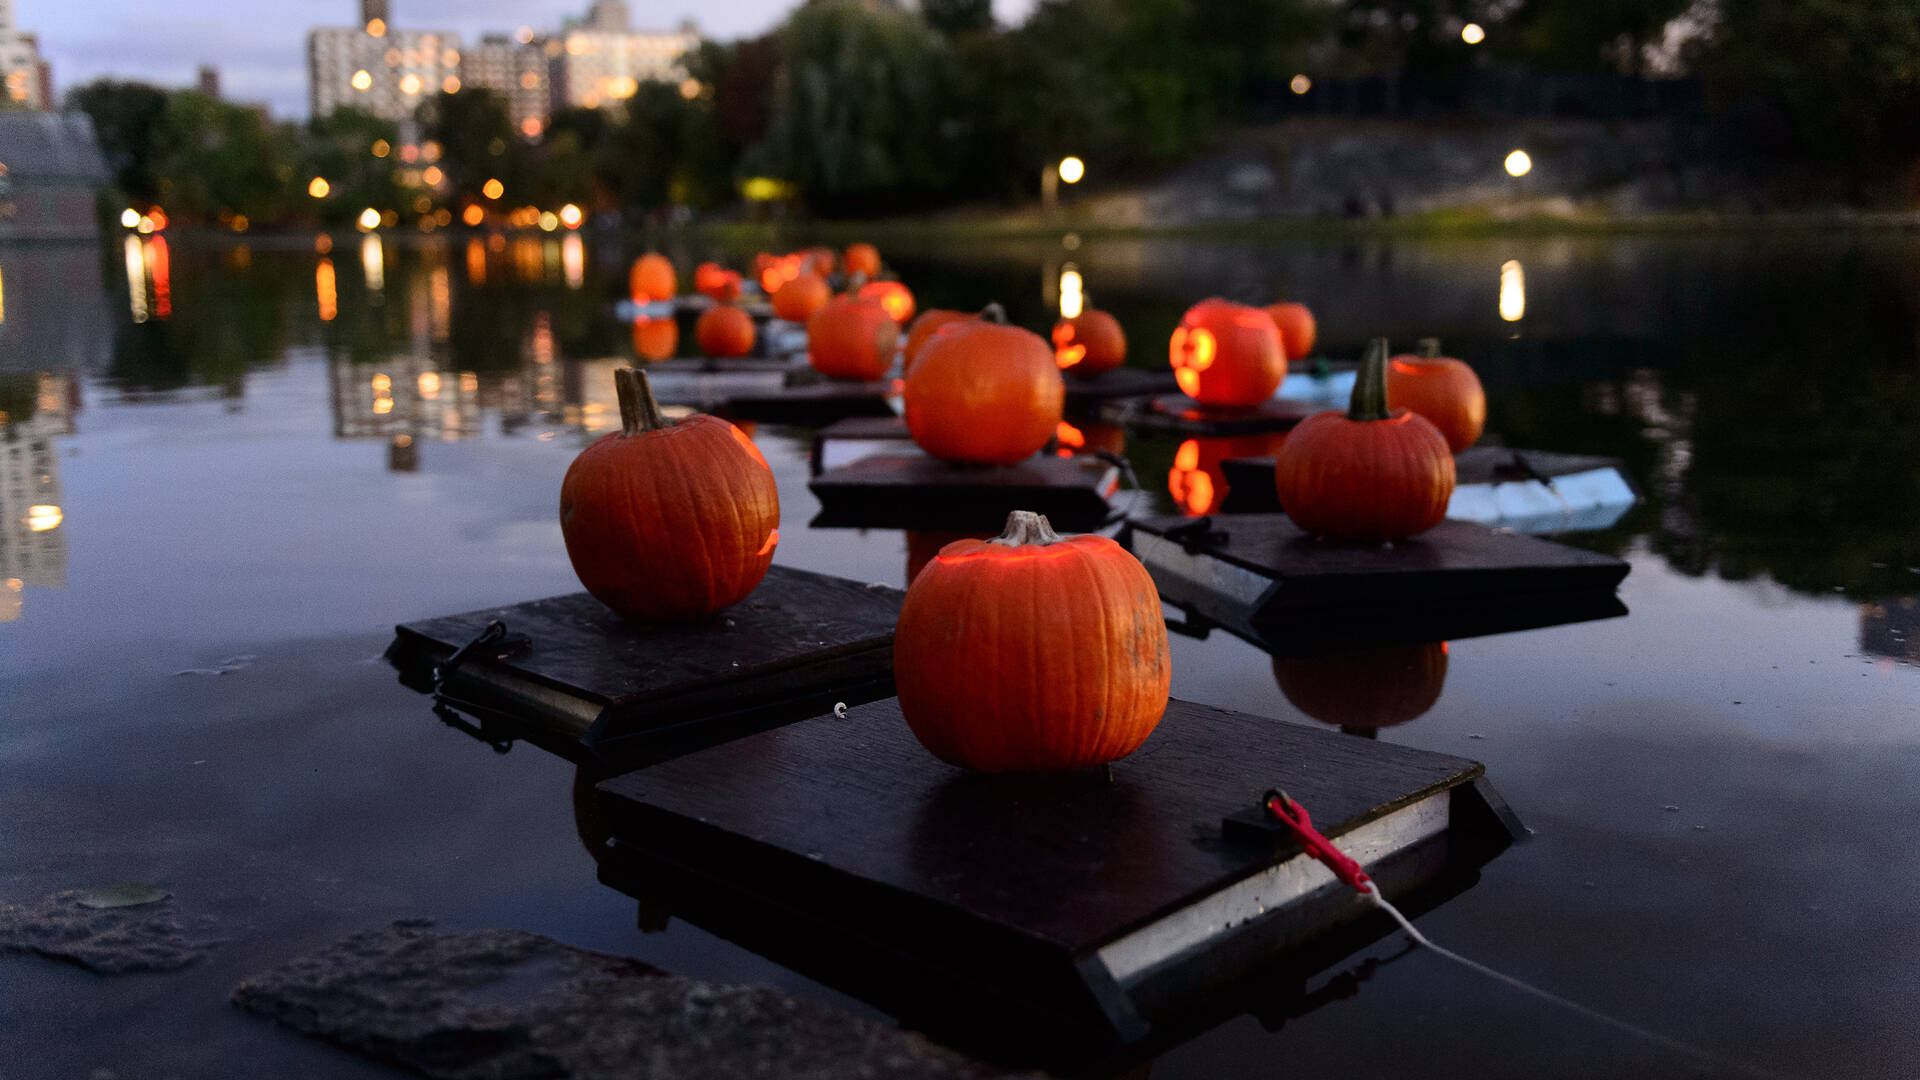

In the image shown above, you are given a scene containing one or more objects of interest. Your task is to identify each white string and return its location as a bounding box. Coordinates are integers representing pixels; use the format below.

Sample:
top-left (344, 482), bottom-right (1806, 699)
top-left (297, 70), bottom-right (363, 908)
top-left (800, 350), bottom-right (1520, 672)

top-left (1356, 882), bottom-right (1790, 1080)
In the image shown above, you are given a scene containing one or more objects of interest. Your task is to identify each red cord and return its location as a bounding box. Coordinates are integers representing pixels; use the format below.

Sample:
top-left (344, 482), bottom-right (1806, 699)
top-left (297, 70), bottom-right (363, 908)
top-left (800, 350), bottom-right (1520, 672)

top-left (1265, 790), bottom-right (1372, 893)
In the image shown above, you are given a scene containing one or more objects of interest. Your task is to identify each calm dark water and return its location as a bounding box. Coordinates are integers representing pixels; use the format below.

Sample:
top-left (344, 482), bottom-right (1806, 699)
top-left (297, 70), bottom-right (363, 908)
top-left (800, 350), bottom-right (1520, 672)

top-left (2, 229), bottom-right (1917, 1079)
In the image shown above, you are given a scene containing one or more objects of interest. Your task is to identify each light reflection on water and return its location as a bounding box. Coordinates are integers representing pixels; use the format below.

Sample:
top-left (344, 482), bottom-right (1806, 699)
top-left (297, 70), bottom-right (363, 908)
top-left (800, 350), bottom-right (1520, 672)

top-left (1, 232), bottom-right (1918, 1078)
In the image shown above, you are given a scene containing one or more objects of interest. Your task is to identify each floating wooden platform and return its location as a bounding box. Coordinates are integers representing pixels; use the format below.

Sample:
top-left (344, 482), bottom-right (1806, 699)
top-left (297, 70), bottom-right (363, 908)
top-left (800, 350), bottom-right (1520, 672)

top-left (1061, 368), bottom-right (1180, 414)
top-left (1127, 514), bottom-right (1629, 653)
top-left (809, 453), bottom-right (1119, 531)
top-left (1217, 447), bottom-right (1639, 533)
top-left (1101, 394), bottom-right (1320, 436)
top-left (712, 377), bottom-right (900, 425)
top-left (807, 415), bottom-right (911, 476)
top-left (384, 566), bottom-right (903, 767)
top-left (593, 696), bottom-right (1522, 1069)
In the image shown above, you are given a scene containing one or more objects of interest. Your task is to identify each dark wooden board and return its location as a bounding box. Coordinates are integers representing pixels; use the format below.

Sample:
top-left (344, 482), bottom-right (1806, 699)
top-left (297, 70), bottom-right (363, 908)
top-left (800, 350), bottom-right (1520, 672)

top-left (385, 566), bottom-right (903, 765)
top-left (1101, 394), bottom-right (1319, 436)
top-left (1218, 447), bottom-right (1634, 514)
top-left (808, 416), bottom-right (909, 477)
top-left (640, 355), bottom-right (799, 374)
top-left (1061, 368), bottom-right (1181, 414)
top-left (809, 452), bottom-right (1118, 531)
top-left (1166, 589), bottom-right (1629, 657)
top-left (1127, 513), bottom-right (1629, 617)
top-left (594, 696), bottom-right (1518, 1066)
top-left (712, 379), bottom-right (898, 424)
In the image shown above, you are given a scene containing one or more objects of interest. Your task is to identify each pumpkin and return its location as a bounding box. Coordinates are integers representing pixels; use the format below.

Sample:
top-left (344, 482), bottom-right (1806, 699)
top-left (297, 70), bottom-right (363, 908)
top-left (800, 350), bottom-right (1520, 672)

top-left (772, 273), bottom-right (831, 323)
top-left (1387, 338), bottom-right (1485, 453)
top-left (1273, 641), bottom-right (1448, 732)
top-left (1052, 309), bottom-right (1127, 376)
top-left (1265, 300), bottom-right (1317, 362)
top-left (629, 253), bottom-right (676, 302)
top-left (1167, 431), bottom-right (1290, 516)
top-left (903, 308), bottom-right (973, 374)
top-left (858, 280), bottom-right (916, 324)
top-left (559, 367), bottom-right (779, 621)
top-left (696, 304), bottom-right (756, 358)
top-left (895, 511), bottom-right (1170, 771)
top-left (804, 245), bottom-right (837, 275)
top-left (758, 252), bottom-right (806, 294)
top-left (906, 529), bottom-right (992, 583)
top-left (631, 316), bottom-right (679, 361)
top-left (807, 294), bottom-right (901, 381)
top-left (844, 242), bottom-right (882, 278)
top-left (1274, 338), bottom-right (1455, 542)
top-left (905, 319), bottom-right (1063, 465)
top-left (1169, 299), bottom-right (1286, 406)
top-left (694, 262), bottom-right (742, 303)
top-left (1053, 420), bottom-right (1126, 459)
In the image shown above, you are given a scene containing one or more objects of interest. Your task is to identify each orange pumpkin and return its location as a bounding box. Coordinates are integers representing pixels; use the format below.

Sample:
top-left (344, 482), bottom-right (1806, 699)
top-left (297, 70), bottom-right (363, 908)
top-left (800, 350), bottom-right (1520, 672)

top-left (1170, 299), bottom-right (1286, 406)
top-left (1273, 641), bottom-right (1448, 731)
top-left (804, 245), bottom-right (837, 275)
top-left (1167, 431), bottom-right (1290, 516)
top-left (895, 511), bottom-right (1170, 771)
top-left (1274, 338), bottom-right (1455, 542)
top-left (807, 294), bottom-right (901, 381)
top-left (758, 252), bottom-right (806, 294)
top-left (693, 261), bottom-right (729, 295)
top-left (695, 304), bottom-right (756, 358)
top-left (858, 280), bottom-right (916, 324)
top-left (1387, 338), bottom-right (1485, 453)
top-left (844, 242), bottom-right (882, 278)
top-left (631, 316), bottom-right (679, 361)
top-left (905, 320), bottom-right (1063, 465)
top-left (772, 273), bottom-right (831, 323)
top-left (559, 367), bottom-right (779, 621)
top-left (1052, 309), bottom-right (1127, 376)
top-left (903, 308), bottom-right (973, 373)
top-left (1265, 301), bottom-right (1317, 362)
top-left (906, 529), bottom-right (993, 583)
top-left (629, 253), bottom-right (676, 302)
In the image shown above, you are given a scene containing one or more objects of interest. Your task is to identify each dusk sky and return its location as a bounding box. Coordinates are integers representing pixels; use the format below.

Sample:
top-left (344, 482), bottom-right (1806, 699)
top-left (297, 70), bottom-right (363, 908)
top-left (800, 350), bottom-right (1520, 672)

top-left (21, 0), bottom-right (1038, 119)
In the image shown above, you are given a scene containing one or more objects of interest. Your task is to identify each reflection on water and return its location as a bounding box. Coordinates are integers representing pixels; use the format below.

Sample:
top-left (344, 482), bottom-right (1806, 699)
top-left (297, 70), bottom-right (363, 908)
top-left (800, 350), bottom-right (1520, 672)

top-left (0, 372), bottom-right (73, 623)
top-left (1273, 641), bottom-right (1449, 738)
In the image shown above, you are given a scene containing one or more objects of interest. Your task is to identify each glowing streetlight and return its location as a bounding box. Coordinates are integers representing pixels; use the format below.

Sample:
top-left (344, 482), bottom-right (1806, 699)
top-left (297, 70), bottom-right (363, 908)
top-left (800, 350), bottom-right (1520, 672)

top-left (26, 505), bottom-right (62, 532)
top-left (1461, 23), bottom-right (1485, 44)
top-left (1058, 156), bottom-right (1085, 184)
top-left (1290, 74), bottom-right (1312, 95)
top-left (119, 208), bottom-right (140, 228)
top-left (357, 207), bottom-right (382, 231)
top-left (308, 177), bottom-right (331, 199)
top-left (558, 203), bottom-right (584, 229)
top-left (538, 211), bottom-right (559, 232)
top-left (462, 204), bottom-right (485, 226)
top-left (365, 17), bottom-right (386, 37)
top-left (351, 69), bottom-right (373, 92)
top-left (1504, 149), bottom-right (1532, 177)
top-left (1043, 157), bottom-right (1084, 216)
top-left (482, 178), bottom-right (505, 200)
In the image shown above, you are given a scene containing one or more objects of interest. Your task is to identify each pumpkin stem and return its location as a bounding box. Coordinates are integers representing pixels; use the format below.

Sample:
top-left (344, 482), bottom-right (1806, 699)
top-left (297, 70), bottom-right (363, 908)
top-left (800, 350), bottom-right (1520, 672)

top-left (979, 302), bottom-right (1008, 324)
top-left (1418, 337), bottom-right (1442, 359)
top-left (991, 510), bottom-right (1062, 547)
top-left (615, 366), bottom-right (666, 436)
top-left (1348, 338), bottom-right (1392, 422)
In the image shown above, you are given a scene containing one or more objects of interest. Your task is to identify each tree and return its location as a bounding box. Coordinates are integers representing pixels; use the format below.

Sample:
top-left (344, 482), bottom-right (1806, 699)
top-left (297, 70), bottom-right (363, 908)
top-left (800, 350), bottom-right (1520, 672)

top-left (923, 0), bottom-right (992, 36)
top-left (419, 88), bottom-right (526, 206)
top-left (304, 107), bottom-right (406, 225)
top-left (149, 92), bottom-right (300, 223)
top-left (67, 79), bottom-right (170, 203)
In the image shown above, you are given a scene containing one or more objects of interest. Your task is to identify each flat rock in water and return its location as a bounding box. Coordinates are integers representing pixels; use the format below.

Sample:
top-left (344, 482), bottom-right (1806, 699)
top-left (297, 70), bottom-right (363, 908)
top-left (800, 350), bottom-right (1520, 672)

top-left (0, 889), bottom-right (214, 973)
top-left (233, 922), bottom-right (1030, 1080)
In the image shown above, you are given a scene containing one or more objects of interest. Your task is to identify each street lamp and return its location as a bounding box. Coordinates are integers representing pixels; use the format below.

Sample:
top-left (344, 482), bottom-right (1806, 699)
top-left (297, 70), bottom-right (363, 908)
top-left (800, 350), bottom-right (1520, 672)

top-left (1042, 156), bottom-right (1084, 216)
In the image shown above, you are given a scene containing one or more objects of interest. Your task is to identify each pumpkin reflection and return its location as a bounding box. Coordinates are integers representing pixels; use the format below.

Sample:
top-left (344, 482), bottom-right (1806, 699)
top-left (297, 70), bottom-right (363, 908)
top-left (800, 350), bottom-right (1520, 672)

top-left (1166, 432), bottom-right (1289, 516)
top-left (906, 530), bottom-right (992, 583)
top-left (631, 317), bottom-right (679, 361)
top-left (1054, 420), bottom-right (1125, 459)
top-left (1272, 641), bottom-right (1449, 736)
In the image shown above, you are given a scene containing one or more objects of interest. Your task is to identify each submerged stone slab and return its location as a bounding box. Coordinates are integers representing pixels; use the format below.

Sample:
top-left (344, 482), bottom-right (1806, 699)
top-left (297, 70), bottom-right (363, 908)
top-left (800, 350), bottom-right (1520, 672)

top-left (0, 889), bottom-right (215, 973)
top-left (233, 922), bottom-right (1030, 1080)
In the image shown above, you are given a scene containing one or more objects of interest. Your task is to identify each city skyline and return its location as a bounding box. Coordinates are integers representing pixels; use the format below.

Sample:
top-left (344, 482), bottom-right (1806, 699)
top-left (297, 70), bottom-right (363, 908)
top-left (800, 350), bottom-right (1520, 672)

top-left (18, 0), bottom-right (1038, 119)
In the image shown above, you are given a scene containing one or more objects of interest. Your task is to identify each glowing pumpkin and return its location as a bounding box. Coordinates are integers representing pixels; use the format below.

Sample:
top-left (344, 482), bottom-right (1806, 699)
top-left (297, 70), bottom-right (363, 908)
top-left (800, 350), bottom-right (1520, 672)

top-left (1054, 420), bottom-right (1126, 459)
top-left (1274, 338), bottom-right (1455, 542)
top-left (1052, 309), bottom-right (1126, 376)
top-left (1170, 299), bottom-right (1285, 406)
top-left (895, 511), bottom-right (1170, 772)
top-left (1265, 301), bottom-right (1317, 362)
top-left (695, 304), bottom-right (756, 358)
top-left (844, 242), bottom-right (882, 278)
top-left (1386, 338), bottom-right (1485, 453)
top-left (804, 245), bottom-right (837, 275)
top-left (906, 529), bottom-right (992, 583)
top-left (905, 320), bottom-right (1063, 465)
top-left (631, 317), bottom-right (679, 361)
top-left (629, 253), bottom-right (676, 302)
top-left (559, 367), bottom-right (779, 621)
top-left (807, 294), bottom-right (901, 381)
top-left (858, 280), bottom-right (916, 324)
top-left (772, 273), bottom-right (831, 323)
top-left (1166, 432), bottom-right (1290, 516)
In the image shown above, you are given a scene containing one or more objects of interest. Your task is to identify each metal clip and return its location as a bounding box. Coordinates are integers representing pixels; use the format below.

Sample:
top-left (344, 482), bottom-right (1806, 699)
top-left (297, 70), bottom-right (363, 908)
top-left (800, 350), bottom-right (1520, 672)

top-left (1162, 514), bottom-right (1227, 553)
top-left (430, 620), bottom-right (533, 754)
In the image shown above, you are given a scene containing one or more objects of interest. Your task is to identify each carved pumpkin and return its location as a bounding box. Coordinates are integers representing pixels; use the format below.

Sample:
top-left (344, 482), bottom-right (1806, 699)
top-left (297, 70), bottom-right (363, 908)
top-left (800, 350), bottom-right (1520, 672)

top-left (559, 368), bottom-right (779, 621)
top-left (807, 294), bottom-right (901, 381)
top-left (1387, 338), bottom-right (1485, 453)
top-left (895, 511), bottom-right (1170, 771)
top-left (1052, 309), bottom-right (1126, 376)
top-left (1273, 641), bottom-right (1448, 732)
top-left (695, 304), bottom-right (756, 358)
top-left (1265, 301), bottom-right (1317, 362)
top-left (1167, 431), bottom-right (1290, 516)
top-left (772, 273), bottom-right (831, 323)
top-left (631, 316), bottom-right (679, 361)
top-left (858, 280), bottom-right (916, 324)
top-left (1274, 338), bottom-right (1455, 542)
top-left (629, 253), bottom-right (676, 302)
top-left (758, 252), bottom-right (806, 294)
top-left (1170, 299), bottom-right (1286, 406)
top-left (1054, 420), bottom-right (1126, 459)
top-left (844, 242), bottom-right (882, 278)
top-left (905, 320), bottom-right (1063, 465)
